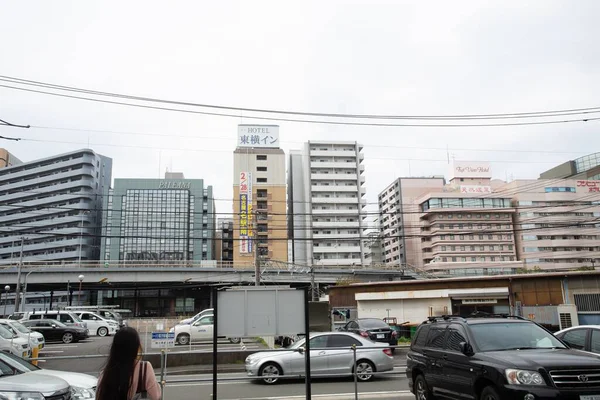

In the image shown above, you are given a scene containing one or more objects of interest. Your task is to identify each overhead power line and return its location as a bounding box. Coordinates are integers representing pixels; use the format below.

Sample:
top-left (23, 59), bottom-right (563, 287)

top-left (2, 82), bottom-right (600, 128)
top-left (2, 75), bottom-right (600, 121)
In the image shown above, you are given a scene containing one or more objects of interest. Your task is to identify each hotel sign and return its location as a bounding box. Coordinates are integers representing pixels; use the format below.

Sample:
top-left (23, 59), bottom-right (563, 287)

top-left (237, 125), bottom-right (280, 148)
top-left (239, 171), bottom-right (253, 254)
top-left (158, 181), bottom-right (191, 189)
top-left (449, 161), bottom-right (492, 180)
top-left (577, 180), bottom-right (600, 192)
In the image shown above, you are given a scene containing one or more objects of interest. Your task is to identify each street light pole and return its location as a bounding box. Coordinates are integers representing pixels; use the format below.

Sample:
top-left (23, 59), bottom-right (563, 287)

top-left (78, 275), bottom-right (84, 306)
top-left (14, 237), bottom-right (24, 312)
top-left (78, 211), bottom-right (88, 267)
top-left (22, 267), bottom-right (43, 313)
top-left (3, 286), bottom-right (9, 317)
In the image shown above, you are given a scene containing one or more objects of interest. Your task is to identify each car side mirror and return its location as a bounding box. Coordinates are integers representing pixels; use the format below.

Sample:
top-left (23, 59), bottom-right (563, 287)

top-left (51, 324), bottom-right (57, 328)
top-left (459, 342), bottom-right (474, 356)
top-left (298, 347), bottom-right (305, 354)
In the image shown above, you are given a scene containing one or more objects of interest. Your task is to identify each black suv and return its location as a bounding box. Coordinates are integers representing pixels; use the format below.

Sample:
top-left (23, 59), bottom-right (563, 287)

top-left (406, 314), bottom-right (600, 400)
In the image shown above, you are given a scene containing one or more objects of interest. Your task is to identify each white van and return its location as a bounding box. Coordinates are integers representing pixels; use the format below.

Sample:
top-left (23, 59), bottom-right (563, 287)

top-left (0, 324), bottom-right (30, 358)
top-left (20, 311), bottom-right (88, 330)
top-left (0, 319), bottom-right (45, 350)
top-left (72, 311), bottom-right (117, 337)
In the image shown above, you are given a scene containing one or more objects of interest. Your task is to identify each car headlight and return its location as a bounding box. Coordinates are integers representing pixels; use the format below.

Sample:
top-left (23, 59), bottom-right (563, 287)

top-left (0, 392), bottom-right (45, 400)
top-left (11, 342), bottom-right (21, 350)
top-left (245, 357), bottom-right (259, 365)
top-left (169, 327), bottom-right (174, 333)
top-left (71, 386), bottom-right (96, 399)
top-left (505, 369), bottom-right (545, 385)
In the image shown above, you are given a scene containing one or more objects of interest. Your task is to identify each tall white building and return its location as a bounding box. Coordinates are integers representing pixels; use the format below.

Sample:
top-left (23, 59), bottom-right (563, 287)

top-left (288, 141), bottom-right (367, 267)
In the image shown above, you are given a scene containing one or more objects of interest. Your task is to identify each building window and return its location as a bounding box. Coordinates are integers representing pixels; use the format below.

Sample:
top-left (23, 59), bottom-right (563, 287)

top-left (452, 257), bottom-right (457, 262)
top-left (467, 214), bottom-right (472, 219)
top-left (440, 235), bottom-right (446, 240)
top-left (449, 235), bottom-right (455, 240)
top-left (460, 246), bottom-right (465, 251)
top-left (480, 246), bottom-right (485, 251)
top-left (257, 178), bottom-right (267, 183)
top-left (471, 257), bottom-right (476, 262)
top-left (490, 245), bottom-right (495, 251)
top-left (469, 235), bottom-right (474, 240)
top-left (488, 235), bottom-right (493, 240)
top-left (490, 256), bottom-right (496, 262)
top-left (457, 214), bottom-right (463, 219)
top-left (442, 257), bottom-right (448, 262)
top-left (441, 246), bottom-right (447, 251)
top-left (257, 166), bottom-right (267, 172)
top-left (461, 257), bottom-right (467, 262)
top-left (256, 155), bottom-right (267, 160)
top-left (470, 246), bottom-right (475, 251)
top-left (451, 245), bottom-right (456, 251)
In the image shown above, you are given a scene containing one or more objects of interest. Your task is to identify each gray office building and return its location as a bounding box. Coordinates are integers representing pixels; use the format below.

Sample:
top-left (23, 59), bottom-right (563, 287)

top-left (0, 149), bottom-right (112, 264)
top-left (100, 176), bottom-right (215, 264)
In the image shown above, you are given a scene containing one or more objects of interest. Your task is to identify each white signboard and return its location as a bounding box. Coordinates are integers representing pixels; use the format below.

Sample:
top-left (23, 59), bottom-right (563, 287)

top-left (460, 185), bottom-right (492, 194)
top-left (449, 161), bottom-right (492, 180)
top-left (151, 332), bottom-right (175, 348)
top-left (237, 125), bottom-right (280, 148)
top-left (217, 287), bottom-right (305, 337)
top-left (239, 172), bottom-right (252, 254)
top-left (462, 299), bottom-right (498, 305)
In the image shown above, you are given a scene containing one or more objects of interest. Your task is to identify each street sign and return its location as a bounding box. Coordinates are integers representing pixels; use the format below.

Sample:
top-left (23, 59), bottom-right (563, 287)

top-left (151, 332), bottom-right (174, 349)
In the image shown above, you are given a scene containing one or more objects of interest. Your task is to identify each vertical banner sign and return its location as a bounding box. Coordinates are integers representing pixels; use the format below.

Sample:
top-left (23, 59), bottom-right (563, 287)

top-left (247, 172), bottom-right (253, 253)
top-left (240, 172), bottom-right (249, 254)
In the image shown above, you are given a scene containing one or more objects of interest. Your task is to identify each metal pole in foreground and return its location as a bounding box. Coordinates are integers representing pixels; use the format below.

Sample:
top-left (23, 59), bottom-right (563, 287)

top-left (212, 288), bottom-right (218, 400)
top-left (14, 237), bottom-right (24, 312)
top-left (160, 349), bottom-right (166, 400)
top-left (304, 286), bottom-right (311, 400)
top-left (352, 344), bottom-right (358, 400)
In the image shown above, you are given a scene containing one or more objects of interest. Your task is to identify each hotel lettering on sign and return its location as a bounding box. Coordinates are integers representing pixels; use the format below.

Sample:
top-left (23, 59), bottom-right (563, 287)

top-left (577, 180), bottom-right (600, 192)
top-left (239, 172), bottom-right (253, 254)
top-left (237, 125), bottom-right (280, 148)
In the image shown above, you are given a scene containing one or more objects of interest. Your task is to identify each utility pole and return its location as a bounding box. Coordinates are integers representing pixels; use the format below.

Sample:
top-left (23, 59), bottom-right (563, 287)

top-left (14, 237), bottom-right (24, 312)
top-left (310, 266), bottom-right (317, 301)
top-left (254, 213), bottom-right (260, 286)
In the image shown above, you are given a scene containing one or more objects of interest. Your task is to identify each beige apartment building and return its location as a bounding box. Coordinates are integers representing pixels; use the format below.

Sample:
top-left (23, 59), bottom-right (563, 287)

top-left (232, 125), bottom-right (288, 267)
top-left (503, 179), bottom-right (600, 270)
top-left (0, 148), bottom-right (22, 168)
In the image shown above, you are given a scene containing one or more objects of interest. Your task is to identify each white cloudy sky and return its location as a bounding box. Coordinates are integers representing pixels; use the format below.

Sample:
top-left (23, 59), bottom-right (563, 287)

top-left (1, 0), bottom-right (599, 219)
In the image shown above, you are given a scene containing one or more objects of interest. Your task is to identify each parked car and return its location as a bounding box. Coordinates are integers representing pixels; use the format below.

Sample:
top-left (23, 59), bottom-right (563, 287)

top-left (170, 314), bottom-right (242, 345)
top-left (245, 332), bottom-right (394, 384)
top-left (0, 319), bottom-right (45, 350)
top-left (72, 311), bottom-right (118, 337)
top-left (179, 308), bottom-right (213, 325)
top-left (0, 370), bottom-right (71, 400)
top-left (0, 350), bottom-right (97, 399)
top-left (0, 324), bottom-right (30, 359)
top-left (20, 311), bottom-right (87, 329)
top-left (555, 325), bottom-right (600, 353)
top-left (338, 318), bottom-right (398, 348)
top-left (22, 319), bottom-right (89, 344)
top-left (407, 314), bottom-right (600, 400)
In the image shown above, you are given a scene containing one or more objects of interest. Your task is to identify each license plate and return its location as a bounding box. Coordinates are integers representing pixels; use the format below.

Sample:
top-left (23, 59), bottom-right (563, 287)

top-left (581, 396), bottom-right (600, 400)
top-left (377, 334), bottom-right (385, 339)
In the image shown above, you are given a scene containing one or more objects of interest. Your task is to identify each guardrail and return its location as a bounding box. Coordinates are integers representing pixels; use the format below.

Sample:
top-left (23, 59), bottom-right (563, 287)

top-left (30, 344), bottom-right (408, 400)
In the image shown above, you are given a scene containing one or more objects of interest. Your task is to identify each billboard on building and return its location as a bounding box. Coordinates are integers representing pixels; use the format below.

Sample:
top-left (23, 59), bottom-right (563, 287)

top-left (449, 161), bottom-right (492, 180)
top-left (237, 125), bottom-right (280, 148)
top-left (239, 172), bottom-right (253, 254)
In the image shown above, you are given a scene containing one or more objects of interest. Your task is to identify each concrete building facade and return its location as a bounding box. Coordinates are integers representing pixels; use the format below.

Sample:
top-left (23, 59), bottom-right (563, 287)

top-left (100, 176), bottom-right (215, 264)
top-left (504, 178), bottom-right (600, 270)
top-left (0, 149), bottom-right (112, 264)
top-left (378, 177), bottom-right (445, 268)
top-left (540, 152), bottom-right (600, 180)
top-left (233, 125), bottom-right (287, 267)
top-left (215, 219), bottom-right (234, 265)
top-left (289, 141), bottom-right (367, 267)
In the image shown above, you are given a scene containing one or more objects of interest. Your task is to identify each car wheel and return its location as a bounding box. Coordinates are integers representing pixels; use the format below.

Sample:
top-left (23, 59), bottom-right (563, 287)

top-left (62, 332), bottom-right (74, 344)
top-left (481, 386), bottom-right (501, 400)
top-left (97, 327), bottom-right (108, 337)
top-left (355, 360), bottom-right (376, 382)
top-left (177, 333), bottom-right (190, 346)
top-left (229, 337), bottom-right (241, 344)
top-left (414, 374), bottom-right (433, 400)
top-left (259, 362), bottom-right (282, 384)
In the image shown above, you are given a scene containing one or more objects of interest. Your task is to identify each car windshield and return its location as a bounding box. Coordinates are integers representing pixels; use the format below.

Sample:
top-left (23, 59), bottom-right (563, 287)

top-left (8, 322), bottom-right (30, 334)
top-left (71, 314), bottom-right (83, 322)
top-left (0, 351), bottom-right (39, 372)
top-left (360, 319), bottom-right (389, 329)
top-left (470, 322), bottom-right (567, 352)
top-left (0, 325), bottom-right (14, 339)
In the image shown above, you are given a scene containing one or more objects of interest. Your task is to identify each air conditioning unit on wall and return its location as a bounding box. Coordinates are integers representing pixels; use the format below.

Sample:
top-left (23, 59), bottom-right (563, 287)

top-left (557, 304), bottom-right (579, 330)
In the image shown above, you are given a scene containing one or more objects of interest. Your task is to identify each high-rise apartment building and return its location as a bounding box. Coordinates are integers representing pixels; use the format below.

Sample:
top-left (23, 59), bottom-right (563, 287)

top-left (100, 175), bottom-right (215, 264)
top-left (233, 125), bottom-right (287, 267)
top-left (0, 149), bottom-right (112, 264)
top-left (288, 141), bottom-right (366, 267)
top-left (378, 177), bottom-right (445, 268)
top-left (0, 148), bottom-right (22, 168)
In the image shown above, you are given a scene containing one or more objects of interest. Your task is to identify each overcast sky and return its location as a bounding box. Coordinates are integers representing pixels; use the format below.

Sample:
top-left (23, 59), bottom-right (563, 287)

top-left (1, 0), bottom-right (599, 219)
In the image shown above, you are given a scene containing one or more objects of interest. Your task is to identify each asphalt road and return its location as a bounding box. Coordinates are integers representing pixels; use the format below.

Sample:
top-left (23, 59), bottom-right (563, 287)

top-left (38, 335), bottom-right (266, 375)
top-left (163, 371), bottom-right (411, 400)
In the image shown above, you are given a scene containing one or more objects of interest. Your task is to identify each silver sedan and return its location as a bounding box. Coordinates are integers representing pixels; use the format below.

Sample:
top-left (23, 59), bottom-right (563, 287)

top-left (245, 332), bottom-right (394, 384)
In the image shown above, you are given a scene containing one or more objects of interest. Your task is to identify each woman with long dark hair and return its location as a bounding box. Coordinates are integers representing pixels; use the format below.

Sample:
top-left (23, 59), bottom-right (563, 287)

top-left (96, 327), bottom-right (161, 400)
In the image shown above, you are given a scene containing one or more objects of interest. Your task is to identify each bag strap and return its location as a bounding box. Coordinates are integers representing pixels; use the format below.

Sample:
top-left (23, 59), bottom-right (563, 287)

top-left (136, 361), bottom-right (146, 394)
